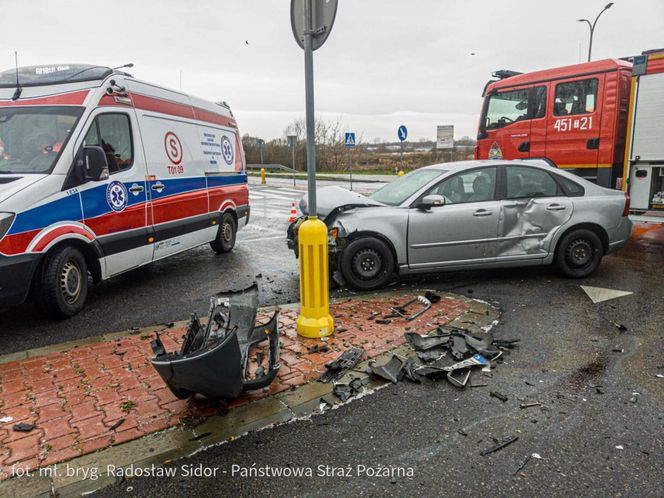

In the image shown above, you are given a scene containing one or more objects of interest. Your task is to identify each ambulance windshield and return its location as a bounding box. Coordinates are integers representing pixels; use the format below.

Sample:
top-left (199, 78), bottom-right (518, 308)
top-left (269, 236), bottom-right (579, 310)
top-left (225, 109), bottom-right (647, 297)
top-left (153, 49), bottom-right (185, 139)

top-left (0, 106), bottom-right (83, 174)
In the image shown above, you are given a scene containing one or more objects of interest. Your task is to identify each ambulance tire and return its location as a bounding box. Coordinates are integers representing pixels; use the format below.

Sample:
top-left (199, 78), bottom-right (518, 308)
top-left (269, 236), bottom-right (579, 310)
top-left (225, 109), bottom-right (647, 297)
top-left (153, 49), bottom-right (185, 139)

top-left (36, 246), bottom-right (89, 318)
top-left (556, 229), bottom-right (603, 278)
top-left (210, 213), bottom-right (237, 253)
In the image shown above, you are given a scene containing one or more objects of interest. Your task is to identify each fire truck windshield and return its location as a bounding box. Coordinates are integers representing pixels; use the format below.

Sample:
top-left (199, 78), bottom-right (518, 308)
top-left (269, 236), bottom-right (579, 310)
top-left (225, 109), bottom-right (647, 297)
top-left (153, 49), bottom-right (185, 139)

top-left (0, 106), bottom-right (83, 174)
top-left (482, 88), bottom-right (530, 130)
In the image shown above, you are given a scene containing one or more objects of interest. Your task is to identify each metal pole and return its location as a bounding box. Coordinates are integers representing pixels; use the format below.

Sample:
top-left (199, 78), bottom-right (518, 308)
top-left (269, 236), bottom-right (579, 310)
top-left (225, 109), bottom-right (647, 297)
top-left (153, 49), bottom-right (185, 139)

top-left (348, 148), bottom-right (353, 191)
top-left (291, 142), bottom-right (296, 187)
top-left (304, 0), bottom-right (317, 217)
top-left (400, 142), bottom-right (404, 172)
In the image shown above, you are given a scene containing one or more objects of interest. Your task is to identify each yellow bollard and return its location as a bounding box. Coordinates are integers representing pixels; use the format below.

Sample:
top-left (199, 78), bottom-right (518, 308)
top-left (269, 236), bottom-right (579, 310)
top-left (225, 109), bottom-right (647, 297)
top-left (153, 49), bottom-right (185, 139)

top-left (296, 217), bottom-right (334, 338)
top-left (260, 167), bottom-right (266, 184)
top-left (398, 170), bottom-right (405, 176)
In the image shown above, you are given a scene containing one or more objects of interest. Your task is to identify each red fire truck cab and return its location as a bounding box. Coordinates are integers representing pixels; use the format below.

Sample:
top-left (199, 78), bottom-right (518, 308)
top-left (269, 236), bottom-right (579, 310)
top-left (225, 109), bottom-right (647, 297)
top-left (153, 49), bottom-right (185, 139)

top-left (475, 59), bottom-right (632, 188)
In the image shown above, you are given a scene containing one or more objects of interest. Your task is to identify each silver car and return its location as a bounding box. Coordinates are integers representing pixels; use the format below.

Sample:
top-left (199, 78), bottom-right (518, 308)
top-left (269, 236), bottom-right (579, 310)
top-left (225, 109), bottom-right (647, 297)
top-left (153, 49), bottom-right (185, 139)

top-left (287, 160), bottom-right (632, 290)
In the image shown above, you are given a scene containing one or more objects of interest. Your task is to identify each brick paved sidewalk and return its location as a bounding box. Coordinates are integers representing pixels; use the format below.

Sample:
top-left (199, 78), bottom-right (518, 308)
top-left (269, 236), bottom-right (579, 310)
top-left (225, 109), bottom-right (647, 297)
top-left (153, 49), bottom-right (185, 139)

top-left (0, 293), bottom-right (468, 479)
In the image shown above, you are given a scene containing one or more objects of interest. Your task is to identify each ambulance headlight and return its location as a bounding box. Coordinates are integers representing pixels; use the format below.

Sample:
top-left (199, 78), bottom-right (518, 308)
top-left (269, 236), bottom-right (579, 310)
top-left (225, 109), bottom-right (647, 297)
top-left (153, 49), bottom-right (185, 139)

top-left (0, 212), bottom-right (15, 240)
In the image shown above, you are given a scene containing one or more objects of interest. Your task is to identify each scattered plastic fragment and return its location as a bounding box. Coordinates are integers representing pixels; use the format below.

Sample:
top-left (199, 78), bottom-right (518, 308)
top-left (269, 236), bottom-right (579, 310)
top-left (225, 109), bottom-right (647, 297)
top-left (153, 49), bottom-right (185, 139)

top-left (616, 445), bottom-right (624, 450)
top-left (416, 350), bottom-right (447, 363)
top-left (371, 355), bottom-right (406, 384)
top-left (490, 391), bottom-right (509, 402)
top-left (513, 452), bottom-right (542, 475)
top-left (308, 344), bottom-right (329, 354)
top-left (519, 402), bottom-right (541, 409)
top-left (656, 374), bottom-right (664, 379)
top-left (480, 435), bottom-right (518, 456)
top-left (375, 319), bottom-right (392, 325)
top-left (318, 348), bottom-right (365, 383)
top-left (109, 418), bottom-right (125, 431)
top-left (0, 416), bottom-right (13, 423)
top-left (405, 332), bottom-right (450, 351)
top-left (13, 423), bottom-right (34, 432)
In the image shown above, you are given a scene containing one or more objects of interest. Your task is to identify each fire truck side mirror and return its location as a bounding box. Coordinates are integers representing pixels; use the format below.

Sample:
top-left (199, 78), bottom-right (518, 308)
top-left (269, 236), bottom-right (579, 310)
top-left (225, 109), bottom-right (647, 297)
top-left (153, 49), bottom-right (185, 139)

top-left (82, 146), bottom-right (110, 181)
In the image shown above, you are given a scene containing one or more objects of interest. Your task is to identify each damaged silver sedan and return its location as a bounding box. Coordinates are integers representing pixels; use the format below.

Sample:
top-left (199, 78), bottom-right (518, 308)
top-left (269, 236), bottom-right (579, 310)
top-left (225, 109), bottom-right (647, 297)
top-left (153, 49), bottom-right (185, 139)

top-left (287, 160), bottom-right (632, 290)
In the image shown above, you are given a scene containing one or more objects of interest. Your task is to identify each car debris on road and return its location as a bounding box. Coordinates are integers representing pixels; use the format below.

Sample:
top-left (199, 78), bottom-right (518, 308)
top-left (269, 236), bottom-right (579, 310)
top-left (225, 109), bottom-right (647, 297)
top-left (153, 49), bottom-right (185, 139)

top-left (150, 283), bottom-right (281, 400)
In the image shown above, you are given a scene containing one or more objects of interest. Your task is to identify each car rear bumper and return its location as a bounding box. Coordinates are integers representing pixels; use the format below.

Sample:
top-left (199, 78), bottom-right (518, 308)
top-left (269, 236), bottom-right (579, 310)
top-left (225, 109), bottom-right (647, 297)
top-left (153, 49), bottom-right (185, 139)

top-left (607, 217), bottom-right (633, 254)
top-left (0, 253), bottom-right (41, 308)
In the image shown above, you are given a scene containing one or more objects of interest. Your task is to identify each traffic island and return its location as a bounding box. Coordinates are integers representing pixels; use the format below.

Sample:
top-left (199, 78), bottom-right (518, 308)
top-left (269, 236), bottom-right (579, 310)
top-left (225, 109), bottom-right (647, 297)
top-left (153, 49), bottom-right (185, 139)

top-left (0, 290), bottom-right (500, 495)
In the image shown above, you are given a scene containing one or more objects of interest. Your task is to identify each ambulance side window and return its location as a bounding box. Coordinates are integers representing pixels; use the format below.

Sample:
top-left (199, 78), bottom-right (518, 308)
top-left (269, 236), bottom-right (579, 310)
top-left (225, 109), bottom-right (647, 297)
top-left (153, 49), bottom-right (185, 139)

top-left (553, 79), bottom-right (598, 116)
top-left (82, 113), bottom-right (133, 174)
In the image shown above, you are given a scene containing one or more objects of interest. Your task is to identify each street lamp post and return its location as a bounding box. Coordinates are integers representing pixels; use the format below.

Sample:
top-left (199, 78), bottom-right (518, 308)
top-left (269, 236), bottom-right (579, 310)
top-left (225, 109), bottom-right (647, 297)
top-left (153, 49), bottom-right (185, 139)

top-left (577, 2), bottom-right (614, 62)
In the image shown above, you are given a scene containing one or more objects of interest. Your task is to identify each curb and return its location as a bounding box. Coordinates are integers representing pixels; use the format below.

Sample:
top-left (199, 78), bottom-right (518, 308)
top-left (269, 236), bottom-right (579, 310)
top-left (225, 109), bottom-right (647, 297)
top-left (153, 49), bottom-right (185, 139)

top-left (0, 291), bottom-right (499, 497)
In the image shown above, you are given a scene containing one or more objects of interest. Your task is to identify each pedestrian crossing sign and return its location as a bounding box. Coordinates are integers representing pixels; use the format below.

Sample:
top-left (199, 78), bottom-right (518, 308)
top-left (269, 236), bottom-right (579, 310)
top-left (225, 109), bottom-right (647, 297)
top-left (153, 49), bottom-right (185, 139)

top-left (344, 132), bottom-right (356, 147)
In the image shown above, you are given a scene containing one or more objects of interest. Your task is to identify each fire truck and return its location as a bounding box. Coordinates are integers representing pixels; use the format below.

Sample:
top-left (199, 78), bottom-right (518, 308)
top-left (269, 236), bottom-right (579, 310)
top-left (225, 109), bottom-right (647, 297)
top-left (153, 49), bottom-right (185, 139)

top-left (474, 49), bottom-right (664, 216)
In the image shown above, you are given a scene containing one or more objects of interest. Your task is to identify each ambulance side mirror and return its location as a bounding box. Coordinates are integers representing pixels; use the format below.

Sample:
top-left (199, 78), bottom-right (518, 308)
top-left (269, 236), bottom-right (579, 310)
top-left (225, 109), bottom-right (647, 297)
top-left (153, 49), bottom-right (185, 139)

top-left (82, 146), bottom-right (110, 181)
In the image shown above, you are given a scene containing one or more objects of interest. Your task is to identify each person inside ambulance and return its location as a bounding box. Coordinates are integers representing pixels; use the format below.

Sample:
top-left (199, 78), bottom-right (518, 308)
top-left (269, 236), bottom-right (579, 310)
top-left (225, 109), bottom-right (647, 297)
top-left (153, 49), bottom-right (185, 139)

top-left (554, 99), bottom-right (569, 115)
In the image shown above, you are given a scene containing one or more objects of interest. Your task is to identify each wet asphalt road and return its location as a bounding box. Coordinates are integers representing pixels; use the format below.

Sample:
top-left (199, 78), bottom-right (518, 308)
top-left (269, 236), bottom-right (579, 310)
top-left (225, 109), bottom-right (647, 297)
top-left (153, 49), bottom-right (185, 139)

top-left (2, 179), bottom-right (664, 496)
top-left (93, 199), bottom-right (664, 496)
top-left (0, 177), bottom-right (382, 354)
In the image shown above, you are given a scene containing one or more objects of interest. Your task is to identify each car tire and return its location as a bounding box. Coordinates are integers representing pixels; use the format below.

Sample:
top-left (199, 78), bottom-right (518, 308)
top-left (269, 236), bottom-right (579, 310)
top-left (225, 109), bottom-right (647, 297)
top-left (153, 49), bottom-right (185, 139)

top-left (340, 237), bottom-right (394, 290)
top-left (210, 212), bottom-right (237, 253)
top-left (35, 246), bottom-right (89, 318)
top-left (556, 229), bottom-right (603, 278)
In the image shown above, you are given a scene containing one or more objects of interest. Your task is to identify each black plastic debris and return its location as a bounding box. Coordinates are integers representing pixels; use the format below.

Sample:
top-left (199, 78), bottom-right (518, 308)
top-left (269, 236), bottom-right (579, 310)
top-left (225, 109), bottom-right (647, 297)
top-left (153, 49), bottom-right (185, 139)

top-left (332, 377), bottom-right (368, 402)
top-left (371, 355), bottom-right (406, 383)
top-left (405, 332), bottom-right (450, 351)
top-left (318, 348), bottom-right (364, 383)
top-left (401, 357), bottom-right (424, 383)
top-left (150, 283), bottom-right (280, 400)
top-left (109, 418), bottom-right (125, 431)
top-left (480, 435), bottom-right (518, 456)
top-left (424, 291), bottom-right (442, 304)
top-left (308, 344), bottom-right (330, 354)
top-left (490, 391), bottom-right (509, 402)
top-left (13, 423), bottom-right (34, 432)
top-left (416, 350), bottom-right (447, 363)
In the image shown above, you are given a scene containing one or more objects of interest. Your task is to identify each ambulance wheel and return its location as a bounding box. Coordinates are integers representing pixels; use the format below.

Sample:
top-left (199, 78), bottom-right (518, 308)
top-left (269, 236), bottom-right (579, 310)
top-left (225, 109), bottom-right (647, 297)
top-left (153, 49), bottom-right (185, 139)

top-left (210, 213), bottom-right (237, 253)
top-left (556, 229), bottom-right (603, 278)
top-left (36, 246), bottom-right (89, 318)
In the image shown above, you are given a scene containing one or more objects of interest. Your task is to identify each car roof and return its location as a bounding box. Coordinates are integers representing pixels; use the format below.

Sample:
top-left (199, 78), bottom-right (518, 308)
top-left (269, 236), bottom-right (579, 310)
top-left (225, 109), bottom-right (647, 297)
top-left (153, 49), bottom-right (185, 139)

top-left (419, 159), bottom-right (554, 172)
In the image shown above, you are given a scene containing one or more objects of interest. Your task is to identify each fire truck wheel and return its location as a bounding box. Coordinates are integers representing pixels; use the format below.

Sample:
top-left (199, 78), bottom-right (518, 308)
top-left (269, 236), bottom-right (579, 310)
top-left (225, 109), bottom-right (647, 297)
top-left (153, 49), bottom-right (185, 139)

top-left (36, 246), bottom-right (89, 318)
top-left (340, 237), bottom-right (394, 290)
top-left (556, 229), bottom-right (603, 278)
top-left (210, 212), bottom-right (237, 253)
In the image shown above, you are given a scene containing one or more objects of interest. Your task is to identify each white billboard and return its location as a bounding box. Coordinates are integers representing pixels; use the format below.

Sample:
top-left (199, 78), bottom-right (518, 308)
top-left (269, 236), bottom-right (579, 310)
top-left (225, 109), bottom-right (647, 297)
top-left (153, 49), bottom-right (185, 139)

top-left (436, 125), bottom-right (454, 149)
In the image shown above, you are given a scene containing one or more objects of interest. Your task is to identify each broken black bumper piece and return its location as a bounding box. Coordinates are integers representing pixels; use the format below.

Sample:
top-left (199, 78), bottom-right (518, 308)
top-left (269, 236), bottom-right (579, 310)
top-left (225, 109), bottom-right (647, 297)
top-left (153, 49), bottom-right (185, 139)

top-left (150, 283), bottom-right (280, 400)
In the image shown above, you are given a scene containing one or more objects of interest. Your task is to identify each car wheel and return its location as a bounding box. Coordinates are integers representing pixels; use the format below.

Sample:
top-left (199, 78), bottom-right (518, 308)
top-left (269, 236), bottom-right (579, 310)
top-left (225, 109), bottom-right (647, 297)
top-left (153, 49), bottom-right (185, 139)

top-left (340, 237), bottom-right (394, 290)
top-left (556, 229), bottom-right (603, 278)
top-left (36, 246), bottom-right (89, 318)
top-left (210, 212), bottom-right (237, 253)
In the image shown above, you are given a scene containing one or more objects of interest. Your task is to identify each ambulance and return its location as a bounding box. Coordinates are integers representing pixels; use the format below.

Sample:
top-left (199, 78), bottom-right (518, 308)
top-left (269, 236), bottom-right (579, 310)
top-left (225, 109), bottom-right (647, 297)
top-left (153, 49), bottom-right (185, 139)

top-left (0, 64), bottom-right (249, 317)
top-left (474, 49), bottom-right (664, 217)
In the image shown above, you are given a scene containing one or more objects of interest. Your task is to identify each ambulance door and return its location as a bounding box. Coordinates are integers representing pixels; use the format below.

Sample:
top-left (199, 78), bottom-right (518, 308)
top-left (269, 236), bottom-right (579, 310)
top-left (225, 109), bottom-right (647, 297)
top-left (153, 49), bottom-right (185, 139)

top-left (75, 110), bottom-right (152, 276)
top-left (140, 117), bottom-right (214, 260)
top-left (545, 75), bottom-right (604, 171)
top-left (477, 86), bottom-right (532, 160)
top-left (527, 85), bottom-right (548, 158)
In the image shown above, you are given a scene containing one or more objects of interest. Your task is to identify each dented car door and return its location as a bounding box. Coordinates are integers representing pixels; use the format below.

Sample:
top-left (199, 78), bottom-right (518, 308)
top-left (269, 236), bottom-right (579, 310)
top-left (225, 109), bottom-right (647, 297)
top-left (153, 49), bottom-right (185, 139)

top-left (497, 165), bottom-right (573, 260)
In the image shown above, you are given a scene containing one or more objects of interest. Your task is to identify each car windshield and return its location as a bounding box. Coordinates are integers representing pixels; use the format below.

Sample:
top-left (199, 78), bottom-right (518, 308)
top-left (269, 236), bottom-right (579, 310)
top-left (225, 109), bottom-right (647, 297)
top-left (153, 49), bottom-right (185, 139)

top-left (370, 169), bottom-right (445, 206)
top-left (0, 106), bottom-right (83, 174)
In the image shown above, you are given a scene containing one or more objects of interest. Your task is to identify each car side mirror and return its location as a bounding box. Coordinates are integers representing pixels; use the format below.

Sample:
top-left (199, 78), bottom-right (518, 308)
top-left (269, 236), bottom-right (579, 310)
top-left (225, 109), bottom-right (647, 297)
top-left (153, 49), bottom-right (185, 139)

top-left (82, 146), bottom-right (109, 181)
top-left (419, 194), bottom-right (445, 210)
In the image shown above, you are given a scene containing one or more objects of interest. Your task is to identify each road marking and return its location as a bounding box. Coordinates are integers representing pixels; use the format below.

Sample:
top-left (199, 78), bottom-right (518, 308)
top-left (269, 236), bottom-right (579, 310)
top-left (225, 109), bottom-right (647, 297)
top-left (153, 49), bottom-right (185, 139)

top-left (580, 286), bottom-right (634, 304)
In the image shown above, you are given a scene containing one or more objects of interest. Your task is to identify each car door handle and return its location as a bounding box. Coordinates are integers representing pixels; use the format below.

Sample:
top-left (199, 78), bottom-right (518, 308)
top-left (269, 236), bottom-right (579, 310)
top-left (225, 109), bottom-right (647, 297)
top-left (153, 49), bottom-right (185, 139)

top-left (129, 183), bottom-right (144, 195)
top-left (546, 203), bottom-right (566, 211)
top-left (473, 209), bottom-right (493, 217)
top-left (151, 181), bottom-right (165, 193)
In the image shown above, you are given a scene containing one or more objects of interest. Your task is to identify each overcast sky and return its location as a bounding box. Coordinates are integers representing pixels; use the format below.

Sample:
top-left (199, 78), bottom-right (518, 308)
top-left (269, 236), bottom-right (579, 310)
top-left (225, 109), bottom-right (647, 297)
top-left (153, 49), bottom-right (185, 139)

top-left (1, 0), bottom-right (662, 142)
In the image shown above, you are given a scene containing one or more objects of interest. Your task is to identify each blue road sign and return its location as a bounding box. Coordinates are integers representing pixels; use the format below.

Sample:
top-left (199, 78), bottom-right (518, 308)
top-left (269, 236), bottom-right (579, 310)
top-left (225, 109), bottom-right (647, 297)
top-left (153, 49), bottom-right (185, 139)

top-left (398, 125), bottom-right (408, 142)
top-left (344, 132), bottom-right (356, 147)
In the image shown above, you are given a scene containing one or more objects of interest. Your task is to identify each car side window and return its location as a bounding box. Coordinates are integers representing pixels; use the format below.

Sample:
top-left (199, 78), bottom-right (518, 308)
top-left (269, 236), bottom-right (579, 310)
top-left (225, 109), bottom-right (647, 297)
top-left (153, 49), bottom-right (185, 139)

top-left (427, 167), bottom-right (496, 204)
top-left (555, 174), bottom-right (585, 197)
top-left (82, 113), bottom-right (133, 174)
top-left (506, 166), bottom-right (560, 199)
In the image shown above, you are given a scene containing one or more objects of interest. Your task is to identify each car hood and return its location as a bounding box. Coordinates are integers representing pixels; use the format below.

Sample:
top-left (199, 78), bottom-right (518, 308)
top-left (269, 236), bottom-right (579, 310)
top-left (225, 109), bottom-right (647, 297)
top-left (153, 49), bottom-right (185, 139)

top-left (0, 174), bottom-right (48, 205)
top-left (299, 186), bottom-right (384, 217)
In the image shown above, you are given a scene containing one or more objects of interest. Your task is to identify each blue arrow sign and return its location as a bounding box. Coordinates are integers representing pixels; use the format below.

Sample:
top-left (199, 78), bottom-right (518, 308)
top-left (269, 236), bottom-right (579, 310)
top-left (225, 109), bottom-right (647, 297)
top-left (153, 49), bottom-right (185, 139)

top-left (344, 132), bottom-right (356, 147)
top-left (398, 125), bottom-right (408, 142)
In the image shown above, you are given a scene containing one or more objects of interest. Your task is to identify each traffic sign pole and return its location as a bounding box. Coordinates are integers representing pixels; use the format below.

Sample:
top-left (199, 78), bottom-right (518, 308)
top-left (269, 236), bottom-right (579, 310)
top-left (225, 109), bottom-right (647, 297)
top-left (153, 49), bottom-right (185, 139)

top-left (294, 0), bottom-right (334, 338)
